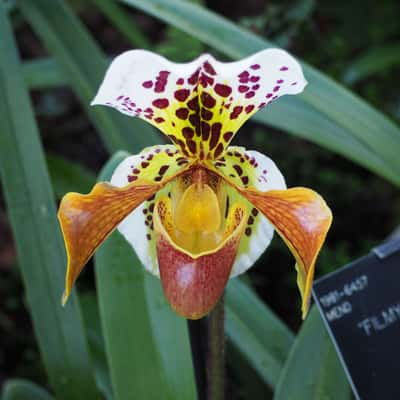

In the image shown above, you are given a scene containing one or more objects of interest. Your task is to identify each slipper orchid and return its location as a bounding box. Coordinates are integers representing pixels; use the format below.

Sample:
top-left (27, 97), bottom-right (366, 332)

top-left (58, 49), bottom-right (332, 319)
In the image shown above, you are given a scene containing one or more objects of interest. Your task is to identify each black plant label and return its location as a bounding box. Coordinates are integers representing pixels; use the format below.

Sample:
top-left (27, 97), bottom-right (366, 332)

top-left (313, 238), bottom-right (400, 400)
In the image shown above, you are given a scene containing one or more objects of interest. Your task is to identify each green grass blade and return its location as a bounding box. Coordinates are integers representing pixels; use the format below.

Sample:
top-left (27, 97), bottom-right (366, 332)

top-left (94, 152), bottom-right (196, 400)
top-left (0, 6), bottom-right (100, 400)
top-left (2, 380), bottom-right (54, 400)
top-left (46, 153), bottom-right (95, 199)
top-left (343, 43), bottom-right (400, 84)
top-left (91, 0), bottom-right (150, 48)
top-left (120, 0), bottom-right (400, 185)
top-left (22, 58), bottom-right (66, 89)
top-left (225, 279), bottom-right (294, 388)
top-left (18, 0), bottom-right (159, 154)
top-left (274, 307), bottom-right (351, 400)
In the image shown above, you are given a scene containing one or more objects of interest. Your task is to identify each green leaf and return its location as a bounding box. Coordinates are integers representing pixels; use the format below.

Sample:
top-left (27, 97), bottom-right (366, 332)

top-left (274, 307), bottom-right (351, 400)
top-left (22, 58), bottom-right (67, 90)
top-left (0, 6), bottom-right (100, 400)
top-left (343, 43), bottom-right (400, 84)
top-left (91, 0), bottom-right (151, 48)
top-left (2, 379), bottom-right (54, 400)
top-left (18, 0), bottom-right (159, 154)
top-left (46, 152), bottom-right (95, 199)
top-left (120, 0), bottom-right (400, 186)
top-left (94, 152), bottom-right (197, 400)
top-left (80, 293), bottom-right (114, 400)
top-left (225, 279), bottom-right (294, 388)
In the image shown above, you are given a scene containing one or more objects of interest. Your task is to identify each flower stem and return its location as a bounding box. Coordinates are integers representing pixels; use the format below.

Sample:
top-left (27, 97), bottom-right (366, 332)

top-left (207, 296), bottom-right (225, 400)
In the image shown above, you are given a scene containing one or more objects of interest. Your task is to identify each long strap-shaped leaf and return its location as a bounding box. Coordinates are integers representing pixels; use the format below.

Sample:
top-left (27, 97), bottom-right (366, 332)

top-left (274, 307), bottom-right (351, 400)
top-left (120, 0), bottom-right (400, 186)
top-left (0, 7), bottom-right (100, 400)
top-left (17, 0), bottom-right (159, 154)
top-left (225, 279), bottom-right (294, 388)
top-left (95, 152), bottom-right (197, 400)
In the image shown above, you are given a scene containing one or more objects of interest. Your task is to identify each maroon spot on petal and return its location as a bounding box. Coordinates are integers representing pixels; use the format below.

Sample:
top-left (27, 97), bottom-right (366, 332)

top-left (147, 154), bottom-right (154, 161)
top-left (201, 121), bottom-right (211, 141)
top-left (223, 131), bottom-right (233, 142)
top-left (144, 107), bottom-right (153, 114)
top-left (154, 117), bottom-right (165, 123)
top-left (291, 82), bottom-right (298, 86)
top-left (143, 208), bottom-right (148, 214)
top-left (245, 104), bottom-right (255, 113)
top-left (141, 161), bottom-right (150, 168)
top-left (277, 79), bottom-right (284, 84)
top-left (273, 86), bottom-right (280, 92)
top-left (174, 89), bottom-right (190, 102)
top-left (132, 168), bottom-right (140, 174)
top-left (154, 176), bottom-right (162, 182)
top-left (182, 127), bottom-right (195, 139)
top-left (149, 203), bottom-right (155, 212)
top-left (201, 107), bottom-right (213, 121)
top-left (248, 216), bottom-right (254, 225)
top-left (187, 97), bottom-right (199, 111)
top-left (241, 176), bottom-right (249, 185)
top-left (200, 74), bottom-right (214, 88)
top-left (128, 175), bottom-right (138, 182)
top-left (158, 165), bottom-right (170, 175)
top-left (266, 93), bottom-right (273, 98)
top-left (214, 143), bottom-right (224, 159)
top-left (189, 114), bottom-right (201, 136)
top-left (176, 108), bottom-right (189, 120)
top-left (239, 77), bottom-right (249, 83)
top-left (146, 234), bottom-right (151, 241)
top-left (188, 68), bottom-right (200, 85)
top-left (245, 91), bottom-right (255, 99)
top-left (230, 106), bottom-right (243, 119)
top-left (252, 84), bottom-right (260, 90)
top-left (142, 80), bottom-right (153, 88)
top-left (176, 78), bottom-right (184, 85)
top-left (209, 123), bottom-right (222, 150)
top-left (272, 95), bottom-right (278, 100)
top-left (116, 95), bottom-right (124, 100)
top-left (187, 140), bottom-right (197, 154)
top-left (233, 165), bottom-right (243, 175)
top-left (258, 102), bottom-right (266, 108)
top-left (238, 85), bottom-right (249, 93)
top-left (152, 98), bottom-right (169, 109)
top-left (280, 66), bottom-right (289, 71)
top-left (250, 76), bottom-right (260, 82)
top-left (250, 64), bottom-right (260, 70)
top-left (203, 61), bottom-right (216, 75)
top-left (238, 71), bottom-right (249, 78)
top-left (159, 70), bottom-right (169, 78)
top-left (130, 102), bottom-right (136, 107)
top-left (201, 92), bottom-right (216, 108)
top-left (245, 227), bottom-right (252, 236)
top-left (214, 83), bottom-right (232, 97)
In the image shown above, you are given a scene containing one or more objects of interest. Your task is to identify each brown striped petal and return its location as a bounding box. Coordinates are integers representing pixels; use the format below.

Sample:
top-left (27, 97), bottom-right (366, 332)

top-left (239, 187), bottom-right (332, 318)
top-left (58, 180), bottom-right (162, 304)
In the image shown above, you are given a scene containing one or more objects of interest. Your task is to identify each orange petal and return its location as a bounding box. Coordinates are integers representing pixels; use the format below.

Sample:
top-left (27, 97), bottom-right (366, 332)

top-left (58, 180), bottom-right (162, 304)
top-left (153, 196), bottom-right (247, 319)
top-left (239, 187), bottom-right (332, 318)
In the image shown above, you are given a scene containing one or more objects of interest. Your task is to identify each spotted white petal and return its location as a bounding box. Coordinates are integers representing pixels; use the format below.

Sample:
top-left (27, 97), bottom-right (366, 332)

top-left (92, 49), bottom-right (307, 159)
top-left (110, 144), bottom-right (192, 276)
top-left (209, 146), bottom-right (286, 276)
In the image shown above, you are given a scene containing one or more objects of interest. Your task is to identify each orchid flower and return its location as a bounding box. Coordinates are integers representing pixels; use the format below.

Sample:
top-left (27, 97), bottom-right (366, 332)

top-left (58, 49), bottom-right (332, 320)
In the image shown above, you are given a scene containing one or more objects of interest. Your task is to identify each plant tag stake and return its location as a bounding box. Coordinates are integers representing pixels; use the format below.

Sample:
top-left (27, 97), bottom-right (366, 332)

top-left (312, 238), bottom-right (400, 400)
